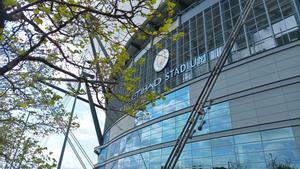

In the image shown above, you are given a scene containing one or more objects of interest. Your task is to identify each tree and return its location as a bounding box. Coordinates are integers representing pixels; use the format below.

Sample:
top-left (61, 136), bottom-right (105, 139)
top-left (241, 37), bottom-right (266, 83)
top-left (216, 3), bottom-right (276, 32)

top-left (0, 70), bottom-right (73, 168)
top-left (267, 154), bottom-right (296, 169)
top-left (0, 0), bottom-right (176, 168)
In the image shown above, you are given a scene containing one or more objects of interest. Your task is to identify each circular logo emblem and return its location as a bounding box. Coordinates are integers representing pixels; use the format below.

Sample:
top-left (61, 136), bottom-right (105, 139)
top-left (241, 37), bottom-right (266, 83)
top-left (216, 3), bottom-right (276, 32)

top-left (154, 49), bottom-right (169, 72)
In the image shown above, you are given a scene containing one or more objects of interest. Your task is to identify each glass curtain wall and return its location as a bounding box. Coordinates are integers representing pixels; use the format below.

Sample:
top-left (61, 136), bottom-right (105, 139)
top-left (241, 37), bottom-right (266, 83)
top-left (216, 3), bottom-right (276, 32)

top-left (132, 0), bottom-right (300, 93)
top-left (100, 0), bottom-right (300, 168)
top-left (100, 127), bottom-right (300, 169)
top-left (100, 102), bottom-right (231, 163)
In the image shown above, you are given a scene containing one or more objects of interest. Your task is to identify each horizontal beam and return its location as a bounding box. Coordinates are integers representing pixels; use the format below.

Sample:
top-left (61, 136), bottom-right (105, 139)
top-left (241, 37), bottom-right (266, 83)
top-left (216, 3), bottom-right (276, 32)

top-left (40, 81), bottom-right (104, 109)
top-left (41, 78), bottom-right (117, 85)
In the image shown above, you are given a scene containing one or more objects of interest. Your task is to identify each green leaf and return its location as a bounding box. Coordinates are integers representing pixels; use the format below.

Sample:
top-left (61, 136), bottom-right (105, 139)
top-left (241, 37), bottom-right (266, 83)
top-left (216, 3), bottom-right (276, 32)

top-left (121, 24), bottom-right (126, 30)
top-left (19, 103), bottom-right (27, 108)
top-left (53, 13), bottom-right (60, 21)
top-left (33, 17), bottom-right (43, 25)
top-left (151, 0), bottom-right (156, 4)
top-left (0, 28), bottom-right (4, 42)
top-left (49, 100), bottom-right (55, 106)
top-left (58, 6), bottom-right (69, 17)
top-left (136, 57), bottom-right (145, 65)
top-left (33, 9), bottom-right (39, 14)
top-left (4, 0), bottom-right (16, 7)
top-left (41, 7), bottom-right (51, 14)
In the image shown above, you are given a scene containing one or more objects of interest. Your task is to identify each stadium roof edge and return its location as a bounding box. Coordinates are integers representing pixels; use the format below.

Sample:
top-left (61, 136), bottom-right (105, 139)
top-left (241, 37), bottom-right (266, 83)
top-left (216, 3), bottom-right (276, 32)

top-left (125, 0), bottom-right (203, 61)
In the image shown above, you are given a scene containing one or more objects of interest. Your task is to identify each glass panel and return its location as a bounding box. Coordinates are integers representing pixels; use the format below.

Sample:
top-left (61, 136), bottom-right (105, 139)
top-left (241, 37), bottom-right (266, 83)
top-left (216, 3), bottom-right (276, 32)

top-left (192, 148), bottom-right (212, 158)
top-left (235, 142), bottom-right (263, 153)
top-left (263, 138), bottom-right (297, 151)
top-left (212, 154), bottom-right (236, 166)
top-left (265, 149), bottom-right (300, 163)
top-left (238, 152), bottom-right (266, 163)
top-left (261, 127), bottom-right (294, 141)
top-left (100, 127), bottom-right (300, 169)
top-left (192, 140), bottom-right (211, 149)
top-left (211, 136), bottom-right (234, 147)
top-left (210, 121), bottom-right (231, 132)
top-left (234, 132), bottom-right (261, 144)
top-left (135, 86), bottom-right (190, 125)
top-left (212, 145), bottom-right (235, 156)
top-left (193, 157), bottom-right (212, 167)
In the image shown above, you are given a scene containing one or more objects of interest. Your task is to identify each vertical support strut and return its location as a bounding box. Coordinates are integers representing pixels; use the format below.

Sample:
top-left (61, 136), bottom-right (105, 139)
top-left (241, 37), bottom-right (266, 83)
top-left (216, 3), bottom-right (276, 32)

top-left (84, 78), bottom-right (103, 146)
top-left (163, 0), bottom-right (256, 168)
top-left (57, 82), bottom-right (81, 169)
top-left (87, 35), bottom-right (111, 146)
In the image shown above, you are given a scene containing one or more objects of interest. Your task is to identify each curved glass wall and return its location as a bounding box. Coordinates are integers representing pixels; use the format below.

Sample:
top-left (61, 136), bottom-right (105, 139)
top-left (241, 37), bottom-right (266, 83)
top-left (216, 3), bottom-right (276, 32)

top-left (103, 86), bottom-right (190, 145)
top-left (99, 102), bottom-right (231, 164)
top-left (135, 87), bottom-right (190, 125)
top-left (98, 127), bottom-right (300, 169)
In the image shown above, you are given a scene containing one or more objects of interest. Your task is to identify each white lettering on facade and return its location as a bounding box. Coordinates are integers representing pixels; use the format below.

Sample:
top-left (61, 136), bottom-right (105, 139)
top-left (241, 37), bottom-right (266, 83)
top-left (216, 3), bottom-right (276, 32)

top-left (132, 55), bottom-right (207, 99)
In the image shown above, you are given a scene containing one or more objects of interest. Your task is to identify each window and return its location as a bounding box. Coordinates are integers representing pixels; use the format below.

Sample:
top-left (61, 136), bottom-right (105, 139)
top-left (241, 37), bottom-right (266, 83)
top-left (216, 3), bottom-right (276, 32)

top-left (131, 0), bottom-right (300, 95)
top-left (135, 86), bottom-right (190, 125)
top-left (100, 127), bottom-right (300, 169)
top-left (261, 127), bottom-right (294, 141)
top-left (101, 101), bottom-right (232, 161)
top-left (234, 132), bottom-right (261, 144)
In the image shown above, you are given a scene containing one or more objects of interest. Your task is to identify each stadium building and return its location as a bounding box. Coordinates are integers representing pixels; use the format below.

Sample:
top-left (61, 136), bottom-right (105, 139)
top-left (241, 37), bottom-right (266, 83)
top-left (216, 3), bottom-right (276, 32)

top-left (95, 0), bottom-right (300, 168)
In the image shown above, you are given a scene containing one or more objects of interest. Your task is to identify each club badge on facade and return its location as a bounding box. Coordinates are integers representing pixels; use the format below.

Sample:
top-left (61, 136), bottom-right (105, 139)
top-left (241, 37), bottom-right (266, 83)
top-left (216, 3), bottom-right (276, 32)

top-left (154, 49), bottom-right (169, 72)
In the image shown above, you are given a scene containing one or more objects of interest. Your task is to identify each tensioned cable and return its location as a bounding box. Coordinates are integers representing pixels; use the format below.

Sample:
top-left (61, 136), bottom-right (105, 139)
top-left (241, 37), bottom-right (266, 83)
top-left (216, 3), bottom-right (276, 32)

top-left (69, 130), bottom-right (94, 168)
top-left (59, 119), bottom-right (94, 169)
top-left (57, 82), bottom-right (81, 169)
top-left (57, 84), bottom-right (94, 168)
top-left (58, 120), bottom-right (94, 168)
top-left (52, 77), bottom-right (96, 168)
top-left (65, 132), bottom-right (88, 169)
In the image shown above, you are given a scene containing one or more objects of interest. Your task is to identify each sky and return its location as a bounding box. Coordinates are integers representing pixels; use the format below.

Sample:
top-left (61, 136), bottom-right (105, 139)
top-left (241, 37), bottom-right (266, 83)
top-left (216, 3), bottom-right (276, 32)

top-left (42, 86), bottom-right (106, 169)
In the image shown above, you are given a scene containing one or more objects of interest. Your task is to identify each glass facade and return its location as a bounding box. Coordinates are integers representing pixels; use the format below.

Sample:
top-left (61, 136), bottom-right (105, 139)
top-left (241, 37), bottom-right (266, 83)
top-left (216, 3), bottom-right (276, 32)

top-left (100, 102), bottom-right (231, 163)
top-left (132, 0), bottom-right (300, 92)
top-left (99, 128), bottom-right (300, 169)
top-left (135, 87), bottom-right (190, 125)
top-left (104, 86), bottom-right (189, 145)
top-left (98, 0), bottom-right (300, 168)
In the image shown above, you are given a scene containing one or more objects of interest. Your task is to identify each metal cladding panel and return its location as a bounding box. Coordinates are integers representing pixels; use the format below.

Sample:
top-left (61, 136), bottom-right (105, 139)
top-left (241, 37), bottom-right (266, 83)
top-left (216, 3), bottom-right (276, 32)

top-left (103, 110), bottom-right (125, 134)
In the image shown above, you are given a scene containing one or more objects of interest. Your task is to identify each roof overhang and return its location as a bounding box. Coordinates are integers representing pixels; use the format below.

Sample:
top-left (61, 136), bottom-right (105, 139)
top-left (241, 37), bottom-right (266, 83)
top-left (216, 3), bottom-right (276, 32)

top-left (125, 0), bottom-right (201, 60)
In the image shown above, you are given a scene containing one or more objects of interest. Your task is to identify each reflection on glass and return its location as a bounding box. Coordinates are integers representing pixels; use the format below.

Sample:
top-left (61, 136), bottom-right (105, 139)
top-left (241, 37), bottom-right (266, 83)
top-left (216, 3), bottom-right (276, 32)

top-left (235, 142), bottom-right (263, 154)
top-left (99, 127), bottom-right (300, 169)
top-left (263, 138), bottom-right (296, 151)
top-left (261, 127), bottom-right (294, 141)
top-left (101, 101), bottom-right (232, 161)
top-left (238, 152), bottom-right (265, 163)
top-left (135, 86), bottom-right (190, 125)
top-left (234, 132), bottom-right (261, 144)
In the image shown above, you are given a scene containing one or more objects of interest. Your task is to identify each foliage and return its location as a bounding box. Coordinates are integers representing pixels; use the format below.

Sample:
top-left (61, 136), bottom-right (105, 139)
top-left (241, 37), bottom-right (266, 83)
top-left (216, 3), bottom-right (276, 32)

top-left (267, 154), bottom-right (296, 169)
top-left (0, 0), bottom-right (176, 168)
top-left (0, 122), bottom-right (57, 169)
top-left (0, 64), bottom-right (76, 168)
